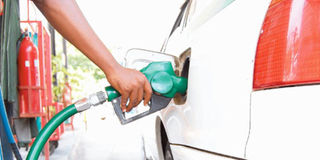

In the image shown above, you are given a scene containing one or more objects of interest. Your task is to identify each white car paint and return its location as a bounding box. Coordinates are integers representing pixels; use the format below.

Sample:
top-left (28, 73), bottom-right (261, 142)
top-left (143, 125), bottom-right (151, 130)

top-left (161, 0), bottom-right (270, 159)
top-left (123, 0), bottom-right (319, 159)
top-left (170, 144), bottom-right (237, 160)
top-left (246, 85), bottom-right (320, 160)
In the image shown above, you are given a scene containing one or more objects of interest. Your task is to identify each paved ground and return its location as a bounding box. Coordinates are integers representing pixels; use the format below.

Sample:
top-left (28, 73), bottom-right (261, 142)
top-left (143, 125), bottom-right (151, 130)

top-left (21, 103), bottom-right (146, 160)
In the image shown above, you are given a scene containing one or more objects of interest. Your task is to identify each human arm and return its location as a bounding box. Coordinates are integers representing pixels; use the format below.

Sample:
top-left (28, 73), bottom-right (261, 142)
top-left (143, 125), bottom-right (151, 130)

top-left (32, 0), bottom-right (152, 111)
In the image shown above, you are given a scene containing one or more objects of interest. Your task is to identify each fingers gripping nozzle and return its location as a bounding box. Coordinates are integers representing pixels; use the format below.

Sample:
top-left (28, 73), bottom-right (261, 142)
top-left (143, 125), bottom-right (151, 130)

top-left (105, 61), bottom-right (188, 124)
top-left (74, 91), bottom-right (107, 112)
top-left (105, 61), bottom-right (188, 101)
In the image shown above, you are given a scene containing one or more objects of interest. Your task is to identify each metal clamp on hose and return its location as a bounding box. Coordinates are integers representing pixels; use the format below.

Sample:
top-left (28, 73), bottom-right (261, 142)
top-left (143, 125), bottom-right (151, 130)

top-left (75, 91), bottom-right (107, 112)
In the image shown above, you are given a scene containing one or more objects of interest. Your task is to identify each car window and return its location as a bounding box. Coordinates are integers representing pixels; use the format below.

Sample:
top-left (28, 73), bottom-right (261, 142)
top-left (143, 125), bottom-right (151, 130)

top-left (160, 0), bottom-right (191, 52)
top-left (161, 0), bottom-right (234, 52)
top-left (169, 0), bottom-right (190, 37)
top-left (182, 0), bottom-right (195, 30)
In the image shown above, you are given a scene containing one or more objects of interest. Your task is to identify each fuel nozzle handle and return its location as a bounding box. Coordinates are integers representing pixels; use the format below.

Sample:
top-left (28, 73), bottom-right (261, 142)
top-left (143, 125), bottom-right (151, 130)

top-left (105, 61), bottom-right (188, 102)
top-left (105, 86), bottom-right (120, 102)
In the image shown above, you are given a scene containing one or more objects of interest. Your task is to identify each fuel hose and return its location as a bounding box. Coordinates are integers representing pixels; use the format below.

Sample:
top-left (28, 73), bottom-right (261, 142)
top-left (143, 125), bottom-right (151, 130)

top-left (26, 91), bottom-right (106, 160)
top-left (26, 104), bottom-right (77, 160)
top-left (0, 140), bottom-right (3, 160)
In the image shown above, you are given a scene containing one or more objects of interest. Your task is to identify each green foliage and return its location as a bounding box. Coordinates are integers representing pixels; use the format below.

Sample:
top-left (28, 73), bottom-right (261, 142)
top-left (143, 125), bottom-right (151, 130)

top-left (52, 54), bottom-right (73, 102)
top-left (93, 68), bottom-right (105, 80)
top-left (52, 47), bottom-right (105, 101)
top-left (68, 53), bottom-right (105, 81)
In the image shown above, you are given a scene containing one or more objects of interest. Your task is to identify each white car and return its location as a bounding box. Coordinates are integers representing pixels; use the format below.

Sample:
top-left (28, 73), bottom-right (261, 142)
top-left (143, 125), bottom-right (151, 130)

top-left (125, 0), bottom-right (320, 159)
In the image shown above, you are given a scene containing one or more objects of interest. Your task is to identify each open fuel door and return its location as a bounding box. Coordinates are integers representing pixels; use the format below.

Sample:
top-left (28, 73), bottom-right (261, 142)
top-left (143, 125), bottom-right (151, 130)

top-left (109, 49), bottom-right (183, 124)
top-left (124, 48), bottom-right (178, 70)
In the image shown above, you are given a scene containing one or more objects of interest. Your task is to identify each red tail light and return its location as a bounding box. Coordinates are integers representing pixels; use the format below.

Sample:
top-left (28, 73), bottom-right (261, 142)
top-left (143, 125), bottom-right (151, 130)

top-left (253, 0), bottom-right (320, 90)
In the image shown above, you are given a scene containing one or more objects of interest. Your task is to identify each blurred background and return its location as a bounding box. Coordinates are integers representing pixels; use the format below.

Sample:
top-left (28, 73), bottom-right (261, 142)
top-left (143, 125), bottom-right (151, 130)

top-left (12, 0), bottom-right (184, 159)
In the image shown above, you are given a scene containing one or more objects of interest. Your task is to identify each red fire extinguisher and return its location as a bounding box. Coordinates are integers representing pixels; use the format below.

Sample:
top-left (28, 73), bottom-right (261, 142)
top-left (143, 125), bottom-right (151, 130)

top-left (18, 34), bottom-right (42, 117)
top-left (0, 0), bottom-right (4, 16)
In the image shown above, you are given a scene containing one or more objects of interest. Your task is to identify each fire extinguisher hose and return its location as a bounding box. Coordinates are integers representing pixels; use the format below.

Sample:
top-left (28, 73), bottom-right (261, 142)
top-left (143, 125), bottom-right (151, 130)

top-left (26, 104), bottom-right (77, 160)
top-left (26, 91), bottom-right (106, 160)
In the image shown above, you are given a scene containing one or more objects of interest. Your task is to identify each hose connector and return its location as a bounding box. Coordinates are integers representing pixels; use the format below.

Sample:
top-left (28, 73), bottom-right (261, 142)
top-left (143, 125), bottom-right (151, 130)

top-left (74, 91), bottom-right (107, 112)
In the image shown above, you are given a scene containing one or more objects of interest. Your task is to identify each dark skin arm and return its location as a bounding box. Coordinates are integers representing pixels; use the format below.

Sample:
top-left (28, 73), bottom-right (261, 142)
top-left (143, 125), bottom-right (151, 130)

top-left (32, 0), bottom-right (152, 111)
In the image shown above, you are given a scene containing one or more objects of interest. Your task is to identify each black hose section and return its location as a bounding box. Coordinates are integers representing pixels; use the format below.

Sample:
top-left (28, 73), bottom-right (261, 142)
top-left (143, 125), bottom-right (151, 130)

top-left (11, 143), bottom-right (22, 160)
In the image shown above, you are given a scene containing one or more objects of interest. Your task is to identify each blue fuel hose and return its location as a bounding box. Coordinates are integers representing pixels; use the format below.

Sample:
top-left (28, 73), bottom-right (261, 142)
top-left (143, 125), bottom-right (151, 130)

top-left (0, 87), bottom-right (22, 160)
top-left (0, 140), bottom-right (3, 160)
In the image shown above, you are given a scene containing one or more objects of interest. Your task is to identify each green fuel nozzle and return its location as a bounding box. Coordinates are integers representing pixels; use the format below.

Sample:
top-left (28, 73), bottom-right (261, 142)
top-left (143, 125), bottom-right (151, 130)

top-left (106, 61), bottom-right (188, 124)
top-left (106, 61), bottom-right (188, 101)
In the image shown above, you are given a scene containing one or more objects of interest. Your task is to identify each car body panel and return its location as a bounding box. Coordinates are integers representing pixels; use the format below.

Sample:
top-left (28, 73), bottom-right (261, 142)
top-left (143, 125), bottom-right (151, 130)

top-left (246, 85), bottom-right (320, 160)
top-left (160, 0), bottom-right (270, 158)
top-left (139, 114), bottom-right (163, 160)
top-left (126, 0), bottom-right (275, 159)
top-left (126, 0), bottom-right (320, 159)
top-left (170, 144), bottom-right (241, 160)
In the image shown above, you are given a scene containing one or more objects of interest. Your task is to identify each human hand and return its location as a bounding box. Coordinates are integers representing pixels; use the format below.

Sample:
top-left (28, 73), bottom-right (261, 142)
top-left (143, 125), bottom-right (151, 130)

top-left (105, 65), bottom-right (152, 112)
